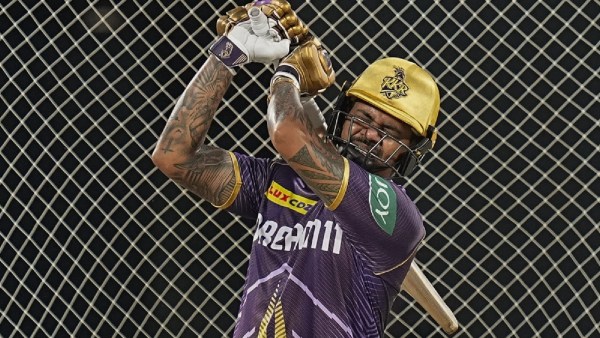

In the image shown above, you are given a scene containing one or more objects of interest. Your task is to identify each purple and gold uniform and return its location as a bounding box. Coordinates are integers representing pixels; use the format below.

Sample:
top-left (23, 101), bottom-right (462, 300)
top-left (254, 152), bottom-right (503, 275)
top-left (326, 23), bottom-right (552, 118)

top-left (219, 152), bottom-right (425, 338)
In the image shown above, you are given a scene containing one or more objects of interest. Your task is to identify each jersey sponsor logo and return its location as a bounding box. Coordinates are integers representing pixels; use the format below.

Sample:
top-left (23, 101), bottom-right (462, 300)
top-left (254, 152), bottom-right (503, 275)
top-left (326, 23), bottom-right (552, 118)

top-left (368, 174), bottom-right (397, 235)
top-left (266, 181), bottom-right (317, 215)
top-left (254, 213), bottom-right (343, 254)
top-left (380, 66), bottom-right (409, 99)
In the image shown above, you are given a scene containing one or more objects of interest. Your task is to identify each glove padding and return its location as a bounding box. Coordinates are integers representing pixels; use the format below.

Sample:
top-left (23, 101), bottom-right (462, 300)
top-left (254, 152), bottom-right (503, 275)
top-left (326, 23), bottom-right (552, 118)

top-left (216, 0), bottom-right (309, 45)
top-left (210, 21), bottom-right (290, 67)
top-left (271, 36), bottom-right (336, 96)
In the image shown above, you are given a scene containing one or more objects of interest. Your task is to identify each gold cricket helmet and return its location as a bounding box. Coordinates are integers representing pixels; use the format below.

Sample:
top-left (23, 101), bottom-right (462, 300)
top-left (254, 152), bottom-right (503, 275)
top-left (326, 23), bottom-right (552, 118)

top-left (347, 57), bottom-right (440, 145)
top-left (326, 57), bottom-right (440, 177)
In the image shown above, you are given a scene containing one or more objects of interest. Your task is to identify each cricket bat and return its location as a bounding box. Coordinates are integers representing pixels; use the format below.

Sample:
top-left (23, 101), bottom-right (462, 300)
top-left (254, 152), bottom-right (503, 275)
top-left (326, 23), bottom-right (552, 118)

top-left (401, 262), bottom-right (459, 335)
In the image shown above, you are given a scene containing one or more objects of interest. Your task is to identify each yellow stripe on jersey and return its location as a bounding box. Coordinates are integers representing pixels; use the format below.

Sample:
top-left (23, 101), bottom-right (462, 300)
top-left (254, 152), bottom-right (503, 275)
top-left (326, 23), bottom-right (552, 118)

top-left (325, 157), bottom-right (349, 211)
top-left (212, 151), bottom-right (242, 209)
top-left (258, 289), bottom-right (287, 338)
top-left (258, 293), bottom-right (277, 337)
top-left (274, 300), bottom-right (287, 337)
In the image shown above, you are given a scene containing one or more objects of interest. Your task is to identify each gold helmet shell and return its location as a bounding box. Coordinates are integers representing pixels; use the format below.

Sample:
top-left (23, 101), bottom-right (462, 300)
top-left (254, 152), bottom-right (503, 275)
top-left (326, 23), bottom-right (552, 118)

top-left (346, 57), bottom-right (440, 146)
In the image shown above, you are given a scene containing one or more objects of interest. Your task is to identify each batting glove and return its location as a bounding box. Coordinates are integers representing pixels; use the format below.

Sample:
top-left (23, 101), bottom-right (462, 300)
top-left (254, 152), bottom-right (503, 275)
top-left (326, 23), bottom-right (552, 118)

top-left (271, 36), bottom-right (336, 97)
top-left (210, 1), bottom-right (309, 69)
top-left (216, 1), bottom-right (309, 45)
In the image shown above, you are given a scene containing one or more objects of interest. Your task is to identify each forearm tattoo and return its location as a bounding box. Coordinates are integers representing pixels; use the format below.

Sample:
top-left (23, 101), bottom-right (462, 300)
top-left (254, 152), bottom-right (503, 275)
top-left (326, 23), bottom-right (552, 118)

top-left (173, 147), bottom-right (236, 205)
top-left (270, 82), bottom-right (345, 205)
top-left (157, 56), bottom-right (236, 205)
top-left (167, 56), bottom-right (233, 149)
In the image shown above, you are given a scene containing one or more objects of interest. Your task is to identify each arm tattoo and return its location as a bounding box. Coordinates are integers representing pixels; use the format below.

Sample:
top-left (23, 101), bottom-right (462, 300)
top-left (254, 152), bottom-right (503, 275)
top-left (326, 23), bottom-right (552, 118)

top-left (169, 56), bottom-right (233, 149)
top-left (270, 82), bottom-right (345, 206)
top-left (269, 81), bottom-right (313, 129)
top-left (288, 145), bottom-right (344, 203)
top-left (173, 146), bottom-right (236, 206)
top-left (155, 56), bottom-right (236, 204)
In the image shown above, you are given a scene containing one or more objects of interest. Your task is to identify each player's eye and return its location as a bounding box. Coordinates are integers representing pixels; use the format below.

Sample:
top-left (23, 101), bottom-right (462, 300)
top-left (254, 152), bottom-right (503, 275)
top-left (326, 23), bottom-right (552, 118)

top-left (384, 127), bottom-right (402, 139)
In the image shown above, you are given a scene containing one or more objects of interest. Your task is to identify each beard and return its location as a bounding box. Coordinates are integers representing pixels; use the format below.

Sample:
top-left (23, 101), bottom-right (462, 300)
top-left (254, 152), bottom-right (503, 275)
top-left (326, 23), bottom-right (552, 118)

top-left (340, 137), bottom-right (390, 173)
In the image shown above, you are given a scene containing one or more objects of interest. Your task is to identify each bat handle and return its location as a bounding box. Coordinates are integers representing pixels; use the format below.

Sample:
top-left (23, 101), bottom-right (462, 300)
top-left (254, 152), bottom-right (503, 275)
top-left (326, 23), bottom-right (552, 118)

top-left (249, 7), bottom-right (269, 37)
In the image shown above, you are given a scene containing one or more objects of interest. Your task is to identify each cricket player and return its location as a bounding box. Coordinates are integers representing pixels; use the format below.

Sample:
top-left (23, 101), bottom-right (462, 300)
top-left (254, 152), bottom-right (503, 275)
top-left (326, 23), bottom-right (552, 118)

top-left (152, 1), bottom-right (440, 336)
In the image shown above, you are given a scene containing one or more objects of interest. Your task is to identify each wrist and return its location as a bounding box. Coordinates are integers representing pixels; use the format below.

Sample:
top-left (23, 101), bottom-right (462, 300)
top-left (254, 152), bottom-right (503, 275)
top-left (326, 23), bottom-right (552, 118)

top-left (209, 54), bottom-right (237, 75)
top-left (272, 74), bottom-right (299, 88)
top-left (271, 71), bottom-right (300, 91)
top-left (268, 76), bottom-right (299, 102)
top-left (208, 35), bottom-right (248, 70)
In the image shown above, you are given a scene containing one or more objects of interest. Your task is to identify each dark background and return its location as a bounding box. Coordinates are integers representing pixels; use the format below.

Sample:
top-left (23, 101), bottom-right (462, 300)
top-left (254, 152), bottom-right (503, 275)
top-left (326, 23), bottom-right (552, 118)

top-left (1, 1), bottom-right (598, 337)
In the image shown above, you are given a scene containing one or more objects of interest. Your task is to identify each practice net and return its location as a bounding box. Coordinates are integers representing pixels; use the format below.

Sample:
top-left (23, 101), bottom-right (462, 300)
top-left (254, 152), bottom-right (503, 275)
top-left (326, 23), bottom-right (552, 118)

top-left (1, 1), bottom-right (598, 337)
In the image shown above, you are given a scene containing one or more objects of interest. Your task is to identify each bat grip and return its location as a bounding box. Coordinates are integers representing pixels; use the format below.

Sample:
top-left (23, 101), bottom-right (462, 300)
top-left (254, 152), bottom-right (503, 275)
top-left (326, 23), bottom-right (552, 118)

top-left (249, 7), bottom-right (269, 37)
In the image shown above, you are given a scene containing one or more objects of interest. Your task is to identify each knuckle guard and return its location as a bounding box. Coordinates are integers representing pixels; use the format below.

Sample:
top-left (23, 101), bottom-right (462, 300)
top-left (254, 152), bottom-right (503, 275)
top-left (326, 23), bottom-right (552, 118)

top-left (216, 16), bottom-right (229, 36)
top-left (287, 26), bottom-right (302, 37)
top-left (270, 0), bottom-right (292, 13)
top-left (250, 0), bottom-right (305, 42)
top-left (216, 6), bottom-right (249, 35)
top-left (259, 4), bottom-right (285, 19)
top-left (238, 0), bottom-right (309, 44)
top-left (279, 38), bottom-right (334, 95)
top-left (227, 6), bottom-right (249, 22)
top-left (280, 13), bottom-right (298, 27)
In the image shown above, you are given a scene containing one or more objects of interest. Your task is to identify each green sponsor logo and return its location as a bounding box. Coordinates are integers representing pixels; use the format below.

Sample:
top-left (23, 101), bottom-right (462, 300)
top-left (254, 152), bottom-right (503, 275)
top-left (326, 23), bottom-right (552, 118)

top-left (369, 174), bottom-right (397, 235)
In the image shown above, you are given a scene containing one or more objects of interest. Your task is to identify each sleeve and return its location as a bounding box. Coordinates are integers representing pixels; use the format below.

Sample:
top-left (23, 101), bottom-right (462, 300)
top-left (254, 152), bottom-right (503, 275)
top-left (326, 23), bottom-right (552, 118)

top-left (329, 160), bottom-right (425, 275)
top-left (213, 151), bottom-right (271, 219)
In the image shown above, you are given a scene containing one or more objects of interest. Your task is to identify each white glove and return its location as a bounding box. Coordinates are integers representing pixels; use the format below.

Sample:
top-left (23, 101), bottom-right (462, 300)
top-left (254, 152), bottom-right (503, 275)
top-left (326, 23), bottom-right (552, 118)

top-left (210, 13), bottom-right (290, 68)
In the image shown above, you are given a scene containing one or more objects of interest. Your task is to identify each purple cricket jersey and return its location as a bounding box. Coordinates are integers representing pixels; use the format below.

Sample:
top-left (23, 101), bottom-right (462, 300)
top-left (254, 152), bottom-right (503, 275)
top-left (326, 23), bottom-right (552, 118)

top-left (220, 152), bottom-right (425, 338)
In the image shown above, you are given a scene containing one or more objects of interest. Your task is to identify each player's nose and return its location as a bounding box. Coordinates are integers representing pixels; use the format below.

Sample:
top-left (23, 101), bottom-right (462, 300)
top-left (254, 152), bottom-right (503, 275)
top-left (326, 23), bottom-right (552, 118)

top-left (364, 127), bottom-right (381, 143)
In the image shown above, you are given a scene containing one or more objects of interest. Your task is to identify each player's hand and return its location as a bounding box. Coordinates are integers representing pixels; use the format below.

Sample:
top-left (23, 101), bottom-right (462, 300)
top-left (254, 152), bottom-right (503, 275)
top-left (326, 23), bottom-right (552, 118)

top-left (271, 36), bottom-right (336, 97)
top-left (210, 9), bottom-right (291, 68)
top-left (210, 20), bottom-right (290, 68)
top-left (216, 1), bottom-right (309, 45)
top-left (210, 1), bottom-right (310, 69)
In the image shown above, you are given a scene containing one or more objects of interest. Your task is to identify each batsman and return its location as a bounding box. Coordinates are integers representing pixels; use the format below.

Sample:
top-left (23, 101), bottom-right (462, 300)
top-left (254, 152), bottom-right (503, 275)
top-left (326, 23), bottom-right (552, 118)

top-left (152, 1), bottom-right (442, 336)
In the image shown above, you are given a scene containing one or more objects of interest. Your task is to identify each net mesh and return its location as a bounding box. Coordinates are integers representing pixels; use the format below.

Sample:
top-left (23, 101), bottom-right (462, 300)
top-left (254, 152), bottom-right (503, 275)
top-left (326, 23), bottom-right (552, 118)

top-left (1, 1), bottom-right (599, 337)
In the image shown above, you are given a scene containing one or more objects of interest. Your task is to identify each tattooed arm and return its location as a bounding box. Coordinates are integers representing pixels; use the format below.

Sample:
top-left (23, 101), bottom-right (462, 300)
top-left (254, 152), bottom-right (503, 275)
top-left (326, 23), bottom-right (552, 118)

top-left (267, 79), bottom-right (346, 207)
top-left (152, 55), bottom-right (237, 206)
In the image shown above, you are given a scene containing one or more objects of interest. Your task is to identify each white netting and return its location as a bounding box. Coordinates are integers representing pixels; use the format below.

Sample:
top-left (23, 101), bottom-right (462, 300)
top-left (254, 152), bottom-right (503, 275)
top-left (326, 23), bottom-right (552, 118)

top-left (1, 1), bottom-right (598, 337)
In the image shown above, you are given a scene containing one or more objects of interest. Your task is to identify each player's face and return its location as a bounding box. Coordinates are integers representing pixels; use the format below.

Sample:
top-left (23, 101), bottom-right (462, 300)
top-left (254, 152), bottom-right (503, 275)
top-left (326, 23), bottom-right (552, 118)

top-left (341, 101), bottom-right (414, 177)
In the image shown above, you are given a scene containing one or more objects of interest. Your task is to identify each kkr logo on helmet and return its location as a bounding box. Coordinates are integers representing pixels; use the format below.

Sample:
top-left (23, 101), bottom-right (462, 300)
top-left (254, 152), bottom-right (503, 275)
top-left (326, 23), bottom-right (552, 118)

top-left (380, 66), bottom-right (409, 99)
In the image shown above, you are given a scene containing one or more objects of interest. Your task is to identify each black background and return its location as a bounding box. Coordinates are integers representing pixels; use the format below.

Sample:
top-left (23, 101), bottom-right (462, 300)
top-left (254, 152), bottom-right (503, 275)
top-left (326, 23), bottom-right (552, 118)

top-left (1, 1), bottom-right (598, 337)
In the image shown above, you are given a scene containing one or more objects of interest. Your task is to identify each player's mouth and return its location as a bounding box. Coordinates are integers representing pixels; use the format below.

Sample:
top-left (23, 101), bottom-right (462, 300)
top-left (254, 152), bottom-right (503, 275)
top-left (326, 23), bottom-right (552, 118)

top-left (350, 136), bottom-right (383, 158)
